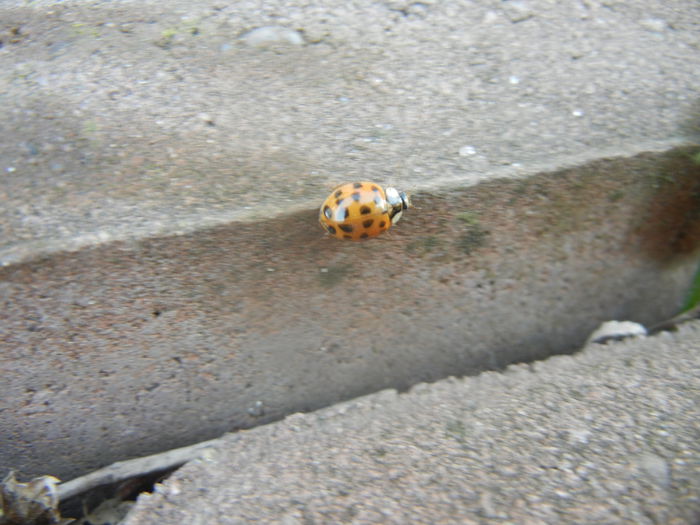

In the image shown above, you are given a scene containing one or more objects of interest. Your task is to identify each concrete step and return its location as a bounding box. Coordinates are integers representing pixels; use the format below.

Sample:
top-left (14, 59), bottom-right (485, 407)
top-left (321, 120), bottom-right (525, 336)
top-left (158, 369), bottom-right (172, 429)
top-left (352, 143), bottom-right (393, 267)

top-left (2, 0), bottom-right (699, 266)
top-left (120, 320), bottom-right (700, 524)
top-left (1, 0), bottom-right (699, 488)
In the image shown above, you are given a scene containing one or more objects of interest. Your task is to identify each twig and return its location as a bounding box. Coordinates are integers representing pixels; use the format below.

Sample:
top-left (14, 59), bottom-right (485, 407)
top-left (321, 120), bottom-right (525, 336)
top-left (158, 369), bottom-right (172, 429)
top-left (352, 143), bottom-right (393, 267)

top-left (57, 437), bottom-right (222, 501)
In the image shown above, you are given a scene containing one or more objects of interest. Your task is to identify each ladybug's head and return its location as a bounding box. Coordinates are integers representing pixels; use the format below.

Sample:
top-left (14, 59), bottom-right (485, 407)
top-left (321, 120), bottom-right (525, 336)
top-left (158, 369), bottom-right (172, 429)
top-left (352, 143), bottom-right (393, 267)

top-left (385, 187), bottom-right (411, 223)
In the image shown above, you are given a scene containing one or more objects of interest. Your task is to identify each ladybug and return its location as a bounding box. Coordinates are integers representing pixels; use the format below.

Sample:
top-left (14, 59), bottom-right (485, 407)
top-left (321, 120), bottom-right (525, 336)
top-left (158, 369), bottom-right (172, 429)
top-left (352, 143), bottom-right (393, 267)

top-left (319, 181), bottom-right (411, 240)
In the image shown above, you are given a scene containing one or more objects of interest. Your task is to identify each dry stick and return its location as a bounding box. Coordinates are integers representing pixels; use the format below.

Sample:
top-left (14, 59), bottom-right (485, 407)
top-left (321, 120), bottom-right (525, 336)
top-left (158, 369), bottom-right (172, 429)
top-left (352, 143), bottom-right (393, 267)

top-left (57, 437), bottom-right (222, 501)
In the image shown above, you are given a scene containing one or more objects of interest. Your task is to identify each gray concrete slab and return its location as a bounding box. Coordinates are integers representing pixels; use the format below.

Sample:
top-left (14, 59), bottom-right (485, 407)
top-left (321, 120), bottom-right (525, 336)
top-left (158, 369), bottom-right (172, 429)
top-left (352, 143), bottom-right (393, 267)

top-left (122, 321), bottom-right (700, 525)
top-left (1, 0), bottom-right (699, 265)
top-left (2, 0), bottom-right (700, 493)
top-left (2, 147), bottom-right (699, 482)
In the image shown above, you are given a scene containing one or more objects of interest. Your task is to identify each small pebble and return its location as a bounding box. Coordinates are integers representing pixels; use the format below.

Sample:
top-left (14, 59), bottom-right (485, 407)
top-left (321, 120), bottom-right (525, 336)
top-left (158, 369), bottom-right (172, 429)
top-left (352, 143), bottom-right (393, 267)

top-left (240, 26), bottom-right (304, 47)
top-left (247, 400), bottom-right (265, 417)
top-left (639, 18), bottom-right (667, 32)
top-left (636, 453), bottom-right (670, 487)
top-left (587, 320), bottom-right (647, 345)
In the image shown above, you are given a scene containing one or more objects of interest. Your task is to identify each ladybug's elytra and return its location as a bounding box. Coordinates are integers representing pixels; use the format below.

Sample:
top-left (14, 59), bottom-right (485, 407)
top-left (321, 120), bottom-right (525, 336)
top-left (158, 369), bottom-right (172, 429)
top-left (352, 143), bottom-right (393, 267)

top-left (319, 181), bottom-right (411, 240)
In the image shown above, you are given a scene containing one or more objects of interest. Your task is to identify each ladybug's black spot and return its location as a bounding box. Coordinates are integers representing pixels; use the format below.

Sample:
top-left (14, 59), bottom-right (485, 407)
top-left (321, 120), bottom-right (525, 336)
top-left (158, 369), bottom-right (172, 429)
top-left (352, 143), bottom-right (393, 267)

top-left (323, 205), bottom-right (332, 219)
top-left (352, 192), bottom-right (361, 202)
top-left (334, 190), bottom-right (343, 198)
top-left (339, 224), bottom-right (353, 233)
top-left (360, 205), bottom-right (372, 215)
top-left (371, 185), bottom-right (379, 192)
top-left (343, 234), bottom-right (352, 240)
top-left (326, 225), bottom-right (336, 235)
top-left (343, 208), bottom-right (350, 220)
top-left (353, 182), bottom-right (363, 189)
top-left (360, 232), bottom-right (369, 239)
top-left (335, 198), bottom-right (344, 206)
top-left (363, 219), bottom-right (374, 228)
top-left (379, 220), bottom-right (386, 228)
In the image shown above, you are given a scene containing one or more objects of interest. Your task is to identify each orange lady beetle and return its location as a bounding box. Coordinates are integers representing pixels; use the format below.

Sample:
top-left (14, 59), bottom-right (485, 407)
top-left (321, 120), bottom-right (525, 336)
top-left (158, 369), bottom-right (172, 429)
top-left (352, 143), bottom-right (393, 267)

top-left (319, 181), bottom-right (411, 240)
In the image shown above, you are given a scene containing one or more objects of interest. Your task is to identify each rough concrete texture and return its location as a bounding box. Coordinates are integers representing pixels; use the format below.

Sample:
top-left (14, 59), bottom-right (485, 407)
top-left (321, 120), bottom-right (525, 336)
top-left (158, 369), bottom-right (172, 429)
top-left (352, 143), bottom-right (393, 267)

top-left (1, 0), bottom-right (700, 489)
top-left (3, 148), bottom-right (699, 482)
top-left (122, 321), bottom-right (700, 525)
top-left (1, 0), bottom-right (699, 264)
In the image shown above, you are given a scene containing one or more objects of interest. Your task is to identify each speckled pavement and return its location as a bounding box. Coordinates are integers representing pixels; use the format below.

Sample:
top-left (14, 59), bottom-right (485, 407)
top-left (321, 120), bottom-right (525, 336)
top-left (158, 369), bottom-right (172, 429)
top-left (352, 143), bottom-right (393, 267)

top-left (122, 321), bottom-right (700, 524)
top-left (2, 0), bottom-right (699, 265)
top-left (2, 0), bottom-right (700, 505)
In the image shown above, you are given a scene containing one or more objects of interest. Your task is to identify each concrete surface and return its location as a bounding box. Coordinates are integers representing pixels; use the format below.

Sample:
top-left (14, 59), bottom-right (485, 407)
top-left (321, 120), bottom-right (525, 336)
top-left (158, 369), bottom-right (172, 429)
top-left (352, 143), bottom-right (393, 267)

top-left (1, 0), bottom-right (700, 490)
top-left (1, 0), bottom-right (699, 265)
top-left (122, 321), bottom-right (700, 525)
top-left (3, 148), bottom-right (699, 483)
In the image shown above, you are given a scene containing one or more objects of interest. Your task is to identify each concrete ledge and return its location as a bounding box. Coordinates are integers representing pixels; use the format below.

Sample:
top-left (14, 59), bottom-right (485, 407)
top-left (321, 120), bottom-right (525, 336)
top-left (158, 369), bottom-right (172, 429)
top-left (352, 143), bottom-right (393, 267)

top-left (2, 0), bottom-right (700, 486)
top-left (2, 0), bottom-right (700, 265)
top-left (3, 148), bottom-right (699, 482)
top-left (122, 321), bottom-right (700, 524)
